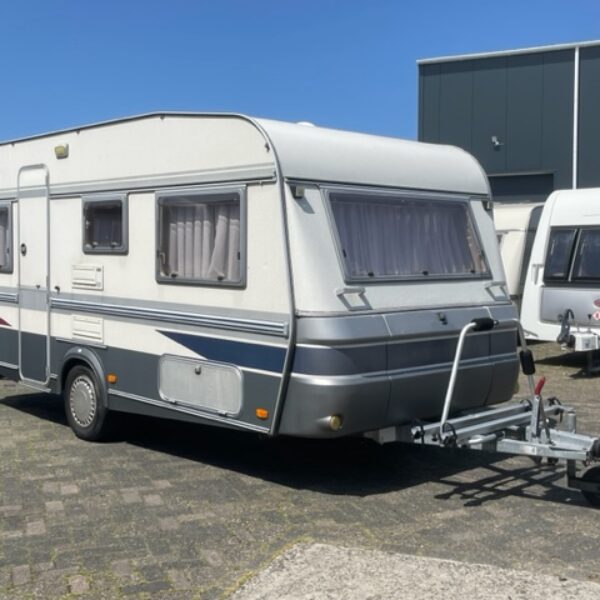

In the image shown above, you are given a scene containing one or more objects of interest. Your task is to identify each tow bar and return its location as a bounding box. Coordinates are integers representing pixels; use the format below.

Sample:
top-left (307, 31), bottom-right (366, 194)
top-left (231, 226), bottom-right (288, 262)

top-left (368, 318), bottom-right (600, 507)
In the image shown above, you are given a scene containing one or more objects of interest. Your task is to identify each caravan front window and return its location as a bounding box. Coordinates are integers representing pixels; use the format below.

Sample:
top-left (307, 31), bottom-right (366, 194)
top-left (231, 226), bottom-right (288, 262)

top-left (544, 228), bottom-right (577, 281)
top-left (572, 229), bottom-right (600, 281)
top-left (0, 203), bottom-right (12, 273)
top-left (156, 187), bottom-right (244, 286)
top-left (327, 190), bottom-right (488, 281)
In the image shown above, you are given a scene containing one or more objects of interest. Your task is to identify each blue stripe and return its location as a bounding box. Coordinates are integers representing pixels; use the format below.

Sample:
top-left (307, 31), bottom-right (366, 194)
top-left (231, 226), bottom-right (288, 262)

top-left (159, 330), bottom-right (286, 373)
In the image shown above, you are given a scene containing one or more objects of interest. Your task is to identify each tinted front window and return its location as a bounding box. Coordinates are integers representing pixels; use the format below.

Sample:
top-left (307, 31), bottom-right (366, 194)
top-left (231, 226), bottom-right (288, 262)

top-left (544, 229), bottom-right (576, 280)
top-left (329, 191), bottom-right (488, 281)
top-left (573, 229), bottom-right (600, 280)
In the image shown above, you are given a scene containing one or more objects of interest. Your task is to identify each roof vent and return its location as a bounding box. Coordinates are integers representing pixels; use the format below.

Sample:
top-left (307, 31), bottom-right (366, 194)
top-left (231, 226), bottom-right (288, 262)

top-left (296, 121), bottom-right (316, 127)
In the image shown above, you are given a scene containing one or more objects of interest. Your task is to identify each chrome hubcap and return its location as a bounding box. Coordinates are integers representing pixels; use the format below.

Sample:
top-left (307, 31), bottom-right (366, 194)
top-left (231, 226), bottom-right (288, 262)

top-left (69, 375), bottom-right (97, 427)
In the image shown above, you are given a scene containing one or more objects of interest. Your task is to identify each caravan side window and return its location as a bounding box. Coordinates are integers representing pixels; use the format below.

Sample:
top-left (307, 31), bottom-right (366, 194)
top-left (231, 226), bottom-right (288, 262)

top-left (83, 194), bottom-right (128, 254)
top-left (0, 203), bottom-right (13, 274)
top-left (156, 187), bottom-right (244, 286)
top-left (543, 228), bottom-right (577, 281)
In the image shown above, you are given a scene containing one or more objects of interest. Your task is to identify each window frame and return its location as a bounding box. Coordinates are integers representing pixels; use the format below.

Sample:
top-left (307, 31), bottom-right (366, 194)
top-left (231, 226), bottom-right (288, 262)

top-left (82, 193), bottom-right (129, 255)
top-left (322, 185), bottom-right (491, 284)
top-left (570, 227), bottom-right (600, 283)
top-left (155, 185), bottom-right (247, 288)
top-left (542, 226), bottom-right (578, 283)
top-left (0, 200), bottom-right (14, 274)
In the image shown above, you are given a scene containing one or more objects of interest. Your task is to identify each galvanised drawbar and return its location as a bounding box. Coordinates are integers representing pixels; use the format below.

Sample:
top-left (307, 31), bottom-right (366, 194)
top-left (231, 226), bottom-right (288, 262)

top-left (366, 317), bottom-right (600, 508)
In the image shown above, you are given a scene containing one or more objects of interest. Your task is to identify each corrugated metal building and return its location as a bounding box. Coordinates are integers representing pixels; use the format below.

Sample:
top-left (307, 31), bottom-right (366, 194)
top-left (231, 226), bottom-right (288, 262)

top-left (418, 40), bottom-right (600, 203)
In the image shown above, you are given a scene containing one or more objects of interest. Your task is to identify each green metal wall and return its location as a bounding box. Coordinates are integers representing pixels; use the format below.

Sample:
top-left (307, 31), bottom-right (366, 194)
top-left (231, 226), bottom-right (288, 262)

top-left (418, 48), bottom-right (596, 202)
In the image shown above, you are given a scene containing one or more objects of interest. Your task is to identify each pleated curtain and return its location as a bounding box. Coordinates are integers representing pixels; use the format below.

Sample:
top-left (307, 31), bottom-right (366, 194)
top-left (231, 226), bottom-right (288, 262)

top-left (331, 197), bottom-right (484, 278)
top-left (163, 202), bottom-right (240, 282)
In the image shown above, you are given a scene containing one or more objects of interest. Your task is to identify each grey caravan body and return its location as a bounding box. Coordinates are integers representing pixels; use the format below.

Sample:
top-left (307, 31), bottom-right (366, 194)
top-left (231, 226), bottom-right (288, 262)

top-left (0, 113), bottom-right (518, 439)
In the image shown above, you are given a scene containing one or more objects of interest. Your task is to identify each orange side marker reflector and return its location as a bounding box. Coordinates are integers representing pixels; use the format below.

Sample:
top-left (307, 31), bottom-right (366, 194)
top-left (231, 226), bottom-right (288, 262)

top-left (106, 374), bottom-right (118, 384)
top-left (256, 408), bottom-right (269, 420)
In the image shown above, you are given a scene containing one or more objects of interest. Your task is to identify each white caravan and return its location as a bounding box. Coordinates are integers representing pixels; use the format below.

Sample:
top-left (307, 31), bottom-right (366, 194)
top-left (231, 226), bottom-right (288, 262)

top-left (0, 113), bottom-right (518, 441)
top-left (494, 202), bottom-right (543, 305)
top-left (521, 188), bottom-right (600, 354)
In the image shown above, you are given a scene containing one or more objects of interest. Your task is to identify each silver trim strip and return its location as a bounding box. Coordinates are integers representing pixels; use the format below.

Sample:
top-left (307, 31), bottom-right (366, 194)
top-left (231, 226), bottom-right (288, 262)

top-left (0, 292), bottom-right (18, 304)
top-left (50, 297), bottom-right (289, 337)
top-left (0, 164), bottom-right (276, 201)
top-left (108, 388), bottom-right (269, 434)
top-left (418, 39), bottom-right (599, 65)
top-left (0, 360), bottom-right (18, 370)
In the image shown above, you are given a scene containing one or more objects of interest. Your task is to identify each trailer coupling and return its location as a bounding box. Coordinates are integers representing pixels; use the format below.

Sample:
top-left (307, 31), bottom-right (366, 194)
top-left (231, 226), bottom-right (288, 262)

top-left (366, 317), bottom-right (600, 507)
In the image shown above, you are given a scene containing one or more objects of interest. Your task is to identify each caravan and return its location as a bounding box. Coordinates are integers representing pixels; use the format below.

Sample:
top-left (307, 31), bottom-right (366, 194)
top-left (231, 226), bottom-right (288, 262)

top-left (494, 202), bottom-right (543, 307)
top-left (521, 187), bottom-right (600, 358)
top-left (0, 113), bottom-right (519, 441)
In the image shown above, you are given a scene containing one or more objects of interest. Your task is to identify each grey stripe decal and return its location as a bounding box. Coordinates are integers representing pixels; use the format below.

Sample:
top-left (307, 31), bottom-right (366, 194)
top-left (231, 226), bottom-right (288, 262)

top-left (50, 297), bottom-right (289, 337)
top-left (0, 292), bottom-right (18, 304)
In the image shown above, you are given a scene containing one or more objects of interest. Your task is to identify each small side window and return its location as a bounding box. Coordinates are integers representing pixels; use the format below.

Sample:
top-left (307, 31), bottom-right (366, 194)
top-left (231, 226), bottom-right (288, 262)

top-left (0, 203), bottom-right (13, 274)
top-left (543, 228), bottom-right (576, 281)
top-left (83, 194), bottom-right (128, 254)
top-left (156, 187), bottom-right (244, 286)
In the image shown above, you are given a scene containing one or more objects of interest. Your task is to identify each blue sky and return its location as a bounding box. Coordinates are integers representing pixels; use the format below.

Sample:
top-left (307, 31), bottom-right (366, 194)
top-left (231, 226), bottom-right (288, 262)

top-left (1, 1), bottom-right (599, 141)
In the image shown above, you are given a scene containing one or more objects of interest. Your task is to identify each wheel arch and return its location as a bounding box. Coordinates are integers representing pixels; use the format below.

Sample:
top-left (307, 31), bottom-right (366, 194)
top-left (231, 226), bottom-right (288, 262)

top-left (59, 347), bottom-right (108, 407)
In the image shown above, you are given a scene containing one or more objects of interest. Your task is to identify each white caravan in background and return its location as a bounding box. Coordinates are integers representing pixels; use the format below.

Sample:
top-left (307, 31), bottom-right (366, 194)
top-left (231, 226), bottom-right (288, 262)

top-left (494, 202), bottom-right (543, 307)
top-left (521, 188), bottom-right (600, 362)
top-left (0, 113), bottom-right (518, 442)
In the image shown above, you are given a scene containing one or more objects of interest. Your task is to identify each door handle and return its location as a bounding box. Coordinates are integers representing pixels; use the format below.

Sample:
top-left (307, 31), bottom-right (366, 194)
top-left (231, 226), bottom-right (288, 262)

top-left (20, 243), bottom-right (27, 256)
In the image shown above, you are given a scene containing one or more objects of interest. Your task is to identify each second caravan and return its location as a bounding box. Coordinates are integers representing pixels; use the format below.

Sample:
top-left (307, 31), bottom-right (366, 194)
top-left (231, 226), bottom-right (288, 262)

top-left (521, 187), bottom-right (600, 355)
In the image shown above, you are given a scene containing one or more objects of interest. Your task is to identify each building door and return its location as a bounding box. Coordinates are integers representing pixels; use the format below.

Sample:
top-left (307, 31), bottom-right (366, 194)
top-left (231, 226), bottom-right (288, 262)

top-left (17, 164), bottom-right (50, 386)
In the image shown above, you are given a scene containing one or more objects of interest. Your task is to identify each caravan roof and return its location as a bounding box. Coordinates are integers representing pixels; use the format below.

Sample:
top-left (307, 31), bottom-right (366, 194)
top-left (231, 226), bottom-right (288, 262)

top-left (0, 112), bottom-right (489, 197)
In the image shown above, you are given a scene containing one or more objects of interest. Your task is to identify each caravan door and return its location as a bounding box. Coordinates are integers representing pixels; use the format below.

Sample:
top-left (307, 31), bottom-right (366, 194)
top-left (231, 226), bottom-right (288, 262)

top-left (17, 165), bottom-right (50, 386)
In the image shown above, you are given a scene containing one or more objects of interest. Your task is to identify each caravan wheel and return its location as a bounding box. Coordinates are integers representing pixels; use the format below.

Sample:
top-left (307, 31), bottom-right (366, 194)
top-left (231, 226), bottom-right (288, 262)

top-left (64, 365), bottom-right (112, 441)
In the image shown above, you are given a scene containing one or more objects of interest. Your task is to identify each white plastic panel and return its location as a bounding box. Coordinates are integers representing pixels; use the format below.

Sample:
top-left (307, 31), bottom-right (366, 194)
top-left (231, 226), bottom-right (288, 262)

top-left (159, 355), bottom-right (242, 416)
top-left (72, 264), bottom-right (103, 290)
top-left (72, 315), bottom-right (103, 343)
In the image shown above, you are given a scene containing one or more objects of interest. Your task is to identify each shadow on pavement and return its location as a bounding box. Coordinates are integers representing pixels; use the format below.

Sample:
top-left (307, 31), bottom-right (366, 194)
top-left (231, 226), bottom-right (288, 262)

top-left (0, 390), bottom-right (590, 507)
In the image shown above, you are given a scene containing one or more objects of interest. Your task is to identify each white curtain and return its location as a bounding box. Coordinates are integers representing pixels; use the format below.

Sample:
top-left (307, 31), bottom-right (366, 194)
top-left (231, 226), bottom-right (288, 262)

top-left (0, 209), bottom-right (7, 269)
top-left (331, 196), bottom-right (485, 278)
top-left (163, 201), bottom-right (240, 282)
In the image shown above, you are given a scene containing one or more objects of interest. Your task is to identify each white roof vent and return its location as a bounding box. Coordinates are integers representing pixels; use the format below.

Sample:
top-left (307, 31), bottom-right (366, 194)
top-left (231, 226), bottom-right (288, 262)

top-left (296, 121), bottom-right (316, 127)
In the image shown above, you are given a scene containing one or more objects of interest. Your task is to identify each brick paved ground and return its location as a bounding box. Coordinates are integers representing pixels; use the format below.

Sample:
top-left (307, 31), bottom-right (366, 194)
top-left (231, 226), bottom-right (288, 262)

top-left (1, 342), bottom-right (600, 598)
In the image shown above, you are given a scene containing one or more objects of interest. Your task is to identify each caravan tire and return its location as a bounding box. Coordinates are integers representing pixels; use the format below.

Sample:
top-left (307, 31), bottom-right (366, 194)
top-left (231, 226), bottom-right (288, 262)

top-left (64, 365), bottom-right (112, 442)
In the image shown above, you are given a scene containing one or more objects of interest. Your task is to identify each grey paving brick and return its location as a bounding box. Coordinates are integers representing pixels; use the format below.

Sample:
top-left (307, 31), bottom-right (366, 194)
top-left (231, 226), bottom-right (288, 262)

top-left (11, 564), bottom-right (31, 586)
top-left (143, 493), bottom-right (163, 506)
top-left (60, 483), bottom-right (80, 496)
top-left (44, 500), bottom-right (64, 512)
top-left (68, 574), bottom-right (90, 595)
top-left (25, 520), bottom-right (46, 536)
